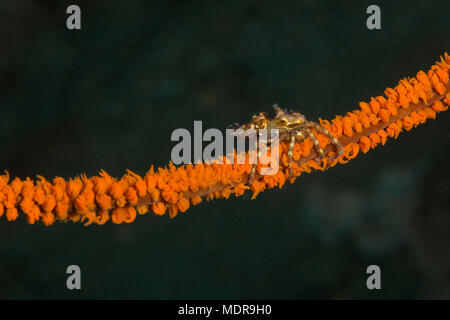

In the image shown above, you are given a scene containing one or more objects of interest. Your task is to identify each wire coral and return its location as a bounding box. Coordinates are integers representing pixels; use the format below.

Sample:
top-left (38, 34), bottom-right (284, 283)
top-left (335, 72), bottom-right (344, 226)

top-left (1, 53), bottom-right (449, 226)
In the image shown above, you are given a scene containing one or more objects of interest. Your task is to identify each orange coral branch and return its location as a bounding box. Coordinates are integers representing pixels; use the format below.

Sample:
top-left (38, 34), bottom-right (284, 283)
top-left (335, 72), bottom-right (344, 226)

top-left (1, 53), bottom-right (449, 226)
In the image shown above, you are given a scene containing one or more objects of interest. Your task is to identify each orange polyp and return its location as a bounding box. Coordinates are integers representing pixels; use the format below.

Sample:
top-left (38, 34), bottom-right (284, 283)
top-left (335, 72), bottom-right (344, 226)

top-left (135, 180), bottom-right (147, 197)
top-left (109, 181), bottom-right (124, 200)
top-left (125, 187), bottom-right (138, 205)
top-left (190, 196), bottom-right (202, 205)
top-left (111, 208), bottom-right (125, 224)
top-left (359, 136), bottom-right (372, 154)
top-left (42, 194), bottom-right (56, 213)
top-left (67, 178), bottom-right (83, 199)
top-left (136, 205), bottom-right (149, 215)
top-left (96, 193), bottom-right (113, 211)
top-left (115, 196), bottom-right (127, 208)
top-left (42, 212), bottom-right (55, 226)
top-left (96, 210), bottom-right (109, 225)
top-left (6, 208), bottom-right (18, 221)
top-left (168, 205), bottom-right (178, 218)
top-left (55, 201), bottom-right (69, 220)
top-left (123, 207), bottom-right (137, 223)
top-left (377, 130), bottom-right (388, 145)
top-left (152, 202), bottom-right (166, 216)
top-left (177, 198), bottom-right (190, 213)
top-left (82, 211), bottom-right (96, 226)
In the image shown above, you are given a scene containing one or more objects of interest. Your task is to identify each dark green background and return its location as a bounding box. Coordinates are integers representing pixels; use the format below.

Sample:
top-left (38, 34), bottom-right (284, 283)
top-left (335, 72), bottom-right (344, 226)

top-left (0, 0), bottom-right (449, 299)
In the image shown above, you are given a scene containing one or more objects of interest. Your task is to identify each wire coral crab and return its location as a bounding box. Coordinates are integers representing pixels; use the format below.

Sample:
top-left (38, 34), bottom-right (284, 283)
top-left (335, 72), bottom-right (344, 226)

top-left (232, 104), bottom-right (344, 182)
